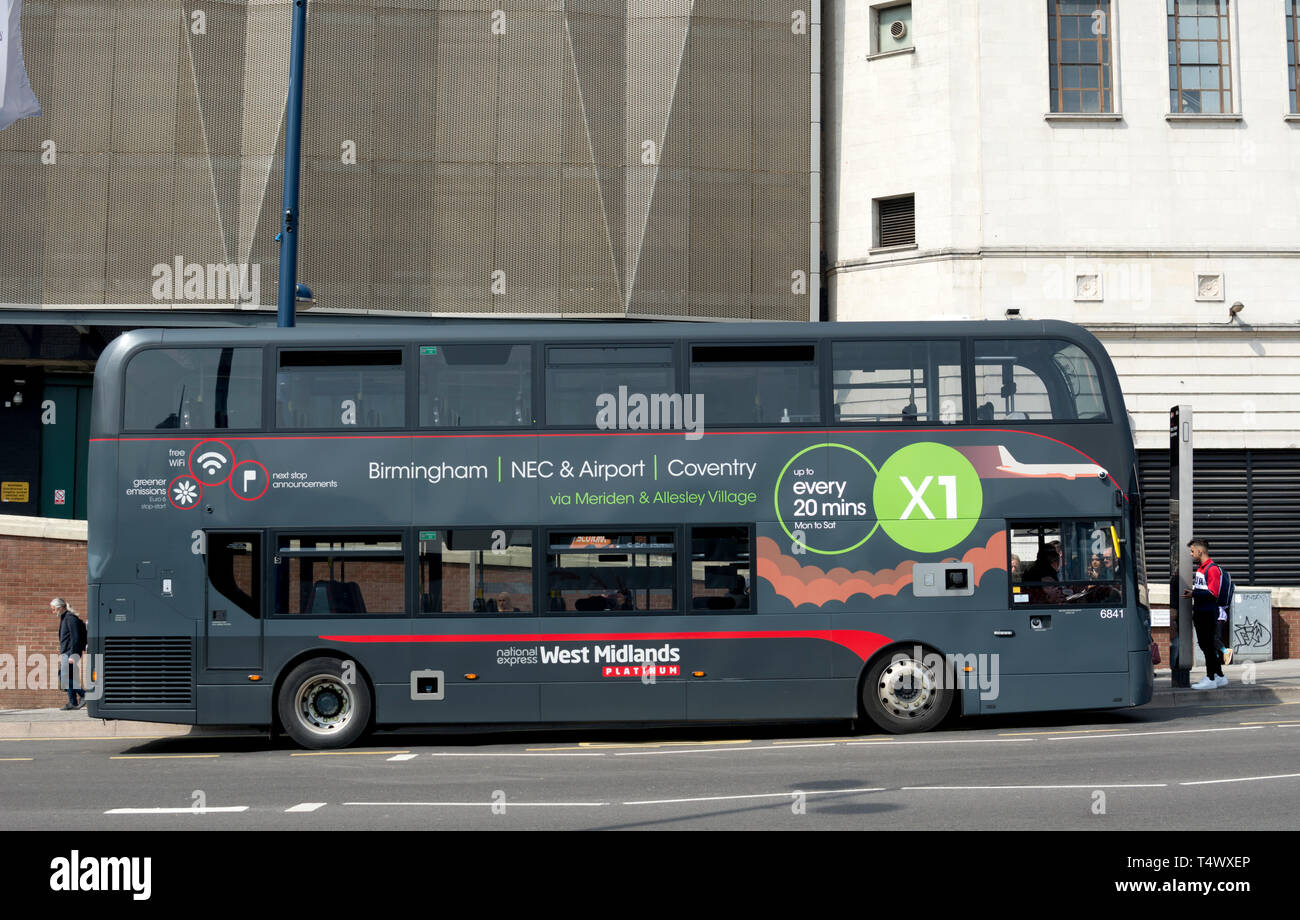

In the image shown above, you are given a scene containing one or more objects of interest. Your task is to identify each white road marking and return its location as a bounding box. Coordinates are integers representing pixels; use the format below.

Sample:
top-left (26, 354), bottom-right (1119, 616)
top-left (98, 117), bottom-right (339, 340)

top-left (615, 743), bottom-right (836, 757)
top-left (285, 802), bottom-right (327, 812)
top-left (900, 784), bottom-right (1168, 791)
top-left (343, 801), bottom-right (606, 807)
top-left (625, 787), bottom-right (885, 806)
top-left (426, 752), bottom-right (606, 757)
top-left (846, 738), bottom-right (1035, 746)
top-left (1047, 726), bottom-right (1263, 741)
top-left (387, 754), bottom-right (418, 761)
top-left (105, 806), bottom-right (249, 814)
top-left (1179, 773), bottom-right (1300, 786)
top-left (290, 750), bottom-right (410, 757)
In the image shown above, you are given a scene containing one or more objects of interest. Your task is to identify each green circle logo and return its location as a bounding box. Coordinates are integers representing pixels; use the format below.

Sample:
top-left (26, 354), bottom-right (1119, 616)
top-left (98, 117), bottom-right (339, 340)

top-left (774, 443), bottom-right (879, 555)
top-left (872, 442), bottom-right (983, 554)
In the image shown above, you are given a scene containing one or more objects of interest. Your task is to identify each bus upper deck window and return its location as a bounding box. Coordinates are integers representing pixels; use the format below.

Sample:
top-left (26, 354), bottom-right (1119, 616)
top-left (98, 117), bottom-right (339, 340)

top-left (124, 347), bottom-right (262, 431)
top-left (276, 349), bottom-right (404, 429)
top-left (832, 340), bottom-right (962, 424)
top-left (973, 339), bottom-right (1107, 422)
top-left (545, 345), bottom-right (674, 427)
top-left (420, 344), bottom-right (532, 428)
top-left (690, 344), bottom-right (820, 425)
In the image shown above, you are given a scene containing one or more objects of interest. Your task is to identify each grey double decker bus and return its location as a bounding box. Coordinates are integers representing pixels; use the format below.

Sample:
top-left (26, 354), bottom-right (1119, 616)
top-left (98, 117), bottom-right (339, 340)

top-left (87, 320), bottom-right (1153, 748)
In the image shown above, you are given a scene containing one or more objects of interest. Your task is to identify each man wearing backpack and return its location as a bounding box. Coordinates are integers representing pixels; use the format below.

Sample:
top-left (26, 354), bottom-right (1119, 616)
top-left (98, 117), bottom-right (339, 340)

top-left (52, 597), bottom-right (87, 710)
top-left (1180, 538), bottom-right (1231, 690)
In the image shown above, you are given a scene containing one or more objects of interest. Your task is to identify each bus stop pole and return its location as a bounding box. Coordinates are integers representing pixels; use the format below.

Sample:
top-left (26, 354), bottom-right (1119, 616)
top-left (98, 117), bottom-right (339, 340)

top-left (276, 0), bottom-right (309, 329)
top-left (1169, 406), bottom-right (1193, 688)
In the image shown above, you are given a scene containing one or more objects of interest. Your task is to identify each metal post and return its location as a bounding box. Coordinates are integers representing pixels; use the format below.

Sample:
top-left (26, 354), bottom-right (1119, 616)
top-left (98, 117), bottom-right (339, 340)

top-left (276, 0), bottom-right (309, 328)
top-left (1169, 405), bottom-right (1193, 688)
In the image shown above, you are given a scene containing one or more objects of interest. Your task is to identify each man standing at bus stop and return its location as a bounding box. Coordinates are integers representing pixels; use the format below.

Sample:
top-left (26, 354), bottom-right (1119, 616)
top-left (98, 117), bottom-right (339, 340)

top-left (1181, 538), bottom-right (1227, 690)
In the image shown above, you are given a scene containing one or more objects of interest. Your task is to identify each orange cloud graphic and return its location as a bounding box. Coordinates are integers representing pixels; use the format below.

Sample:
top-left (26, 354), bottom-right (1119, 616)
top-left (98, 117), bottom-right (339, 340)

top-left (757, 531), bottom-right (1008, 608)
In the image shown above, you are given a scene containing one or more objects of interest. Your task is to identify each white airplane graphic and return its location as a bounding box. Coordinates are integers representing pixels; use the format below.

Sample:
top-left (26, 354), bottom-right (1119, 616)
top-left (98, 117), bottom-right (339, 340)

top-left (996, 445), bottom-right (1106, 481)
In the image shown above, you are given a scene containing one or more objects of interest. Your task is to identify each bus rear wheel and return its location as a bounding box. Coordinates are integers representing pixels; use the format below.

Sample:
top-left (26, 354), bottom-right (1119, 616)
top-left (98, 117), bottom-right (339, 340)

top-left (277, 657), bottom-right (371, 750)
top-left (861, 648), bottom-right (952, 734)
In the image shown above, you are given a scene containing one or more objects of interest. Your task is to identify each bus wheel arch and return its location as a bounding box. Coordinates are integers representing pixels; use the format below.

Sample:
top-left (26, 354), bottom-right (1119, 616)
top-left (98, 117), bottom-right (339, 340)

top-left (273, 650), bottom-right (375, 749)
top-left (857, 642), bottom-right (955, 734)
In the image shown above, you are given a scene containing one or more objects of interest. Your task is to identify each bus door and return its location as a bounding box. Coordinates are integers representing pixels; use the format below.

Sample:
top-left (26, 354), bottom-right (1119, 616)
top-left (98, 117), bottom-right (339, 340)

top-left (204, 532), bottom-right (263, 670)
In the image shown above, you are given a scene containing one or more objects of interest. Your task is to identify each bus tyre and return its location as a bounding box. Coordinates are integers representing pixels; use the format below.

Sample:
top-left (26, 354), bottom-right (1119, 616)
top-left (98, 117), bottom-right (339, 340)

top-left (278, 657), bottom-right (371, 750)
top-left (861, 649), bottom-right (952, 734)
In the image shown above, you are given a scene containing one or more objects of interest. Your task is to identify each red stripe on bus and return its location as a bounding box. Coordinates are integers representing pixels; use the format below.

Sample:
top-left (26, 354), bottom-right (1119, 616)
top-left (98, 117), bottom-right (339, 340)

top-left (316, 630), bottom-right (893, 662)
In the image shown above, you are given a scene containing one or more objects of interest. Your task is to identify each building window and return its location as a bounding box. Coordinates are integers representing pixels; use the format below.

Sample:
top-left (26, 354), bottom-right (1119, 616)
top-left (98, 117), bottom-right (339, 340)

top-left (874, 194), bottom-right (915, 248)
top-left (872, 3), bottom-right (913, 54)
top-left (1167, 0), bottom-right (1233, 114)
top-left (1048, 0), bottom-right (1114, 113)
top-left (1288, 0), bottom-right (1299, 113)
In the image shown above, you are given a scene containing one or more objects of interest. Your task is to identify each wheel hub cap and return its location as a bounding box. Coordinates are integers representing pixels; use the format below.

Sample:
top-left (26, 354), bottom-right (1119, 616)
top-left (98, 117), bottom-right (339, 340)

top-left (878, 659), bottom-right (937, 718)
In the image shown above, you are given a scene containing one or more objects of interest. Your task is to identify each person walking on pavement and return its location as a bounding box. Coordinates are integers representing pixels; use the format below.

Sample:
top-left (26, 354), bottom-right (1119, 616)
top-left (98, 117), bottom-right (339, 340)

top-left (53, 597), bottom-right (87, 709)
top-left (1181, 538), bottom-right (1228, 690)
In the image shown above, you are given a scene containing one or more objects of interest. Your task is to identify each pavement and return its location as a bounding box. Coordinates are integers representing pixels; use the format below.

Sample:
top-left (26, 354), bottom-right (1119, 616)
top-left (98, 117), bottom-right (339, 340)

top-left (2, 658), bottom-right (1296, 740)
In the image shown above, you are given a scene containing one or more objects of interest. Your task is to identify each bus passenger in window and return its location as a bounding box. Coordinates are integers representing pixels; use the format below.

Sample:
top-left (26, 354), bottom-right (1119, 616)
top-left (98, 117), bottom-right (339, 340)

top-left (1022, 548), bottom-right (1065, 605)
top-left (605, 586), bottom-right (633, 611)
top-left (1009, 555), bottom-right (1022, 581)
top-left (977, 402), bottom-right (995, 421)
top-left (727, 575), bottom-right (749, 609)
top-left (496, 592), bottom-right (519, 613)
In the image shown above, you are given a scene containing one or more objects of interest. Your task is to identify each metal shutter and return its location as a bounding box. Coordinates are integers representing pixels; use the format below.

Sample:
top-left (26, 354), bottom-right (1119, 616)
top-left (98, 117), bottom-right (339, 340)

top-left (1138, 449), bottom-right (1300, 586)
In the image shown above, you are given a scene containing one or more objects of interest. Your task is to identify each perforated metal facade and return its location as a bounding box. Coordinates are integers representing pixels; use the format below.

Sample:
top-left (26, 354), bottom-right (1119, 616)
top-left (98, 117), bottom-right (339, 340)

top-left (1, 1), bottom-right (814, 319)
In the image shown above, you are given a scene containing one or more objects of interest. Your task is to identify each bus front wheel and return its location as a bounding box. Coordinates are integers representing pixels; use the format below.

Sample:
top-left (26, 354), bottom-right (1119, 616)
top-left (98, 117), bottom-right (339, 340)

top-left (861, 648), bottom-right (952, 734)
top-left (277, 657), bottom-right (372, 750)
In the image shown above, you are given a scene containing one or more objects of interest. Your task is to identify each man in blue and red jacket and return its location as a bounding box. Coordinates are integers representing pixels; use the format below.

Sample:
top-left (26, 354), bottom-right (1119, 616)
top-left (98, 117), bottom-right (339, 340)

top-left (1181, 537), bottom-right (1227, 690)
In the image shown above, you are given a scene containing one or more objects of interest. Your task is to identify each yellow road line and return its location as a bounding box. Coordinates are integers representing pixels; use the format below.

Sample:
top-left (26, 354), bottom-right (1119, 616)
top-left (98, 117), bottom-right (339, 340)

top-left (0, 757), bottom-right (34, 761)
top-left (999, 728), bottom-right (1128, 736)
top-left (110, 754), bottom-right (220, 760)
top-left (1240, 720), bottom-right (1300, 725)
top-left (289, 750), bottom-right (411, 757)
top-left (772, 738), bottom-right (859, 745)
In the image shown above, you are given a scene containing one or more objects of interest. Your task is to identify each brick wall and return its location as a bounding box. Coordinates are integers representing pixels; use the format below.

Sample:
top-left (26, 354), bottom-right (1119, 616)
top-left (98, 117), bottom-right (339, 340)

top-left (0, 534), bottom-right (88, 708)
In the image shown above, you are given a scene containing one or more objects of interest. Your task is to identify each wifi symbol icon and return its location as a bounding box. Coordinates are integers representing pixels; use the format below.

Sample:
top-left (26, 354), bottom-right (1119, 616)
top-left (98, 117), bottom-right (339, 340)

top-left (191, 441), bottom-right (236, 484)
top-left (198, 451), bottom-right (228, 475)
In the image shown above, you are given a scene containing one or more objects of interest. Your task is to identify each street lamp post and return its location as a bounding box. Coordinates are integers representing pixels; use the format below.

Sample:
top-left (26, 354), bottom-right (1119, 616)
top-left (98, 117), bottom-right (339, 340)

top-left (276, 0), bottom-right (309, 328)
